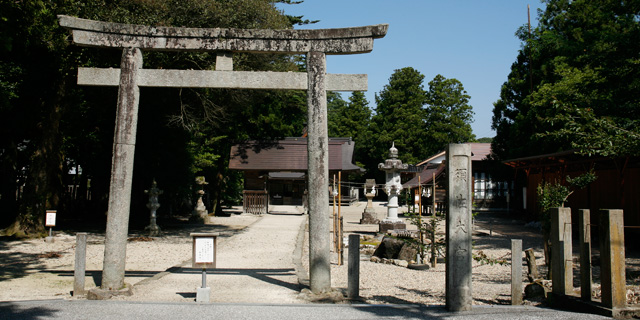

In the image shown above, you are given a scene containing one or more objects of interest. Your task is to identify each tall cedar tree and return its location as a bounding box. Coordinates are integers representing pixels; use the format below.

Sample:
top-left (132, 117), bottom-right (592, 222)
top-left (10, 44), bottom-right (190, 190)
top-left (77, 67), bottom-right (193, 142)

top-left (424, 74), bottom-right (476, 155)
top-left (327, 91), bottom-right (371, 177)
top-left (370, 67), bottom-right (429, 166)
top-left (491, 0), bottom-right (640, 160)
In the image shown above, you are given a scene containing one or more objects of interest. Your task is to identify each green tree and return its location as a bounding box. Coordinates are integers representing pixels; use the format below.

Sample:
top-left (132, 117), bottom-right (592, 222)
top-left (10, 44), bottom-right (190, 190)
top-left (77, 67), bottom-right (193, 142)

top-left (327, 91), bottom-right (348, 137)
top-left (327, 91), bottom-right (371, 177)
top-left (369, 67), bottom-right (429, 166)
top-left (491, 0), bottom-right (640, 160)
top-left (424, 74), bottom-right (476, 155)
top-left (328, 92), bottom-right (371, 149)
top-left (0, 0), bottom-right (308, 235)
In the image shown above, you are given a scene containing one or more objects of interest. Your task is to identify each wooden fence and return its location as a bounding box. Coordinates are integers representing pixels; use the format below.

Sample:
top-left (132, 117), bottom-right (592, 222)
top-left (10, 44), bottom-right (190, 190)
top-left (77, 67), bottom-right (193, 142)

top-left (243, 190), bottom-right (267, 215)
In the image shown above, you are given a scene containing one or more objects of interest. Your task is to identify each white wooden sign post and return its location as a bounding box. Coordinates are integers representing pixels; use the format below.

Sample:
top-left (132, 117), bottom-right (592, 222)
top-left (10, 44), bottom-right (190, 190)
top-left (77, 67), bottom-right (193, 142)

top-left (45, 210), bottom-right (57, 242)
top-left (191, 233), bottom-right (218, 302)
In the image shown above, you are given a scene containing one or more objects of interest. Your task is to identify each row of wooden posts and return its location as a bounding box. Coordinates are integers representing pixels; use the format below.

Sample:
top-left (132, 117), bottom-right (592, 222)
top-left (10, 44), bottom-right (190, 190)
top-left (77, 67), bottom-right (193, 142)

top-left (549, 208), bottom-right (626, 309)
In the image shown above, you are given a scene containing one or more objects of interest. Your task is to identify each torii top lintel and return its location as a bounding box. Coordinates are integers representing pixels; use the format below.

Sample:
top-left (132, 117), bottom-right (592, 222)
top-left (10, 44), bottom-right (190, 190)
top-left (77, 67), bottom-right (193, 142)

top-left (58, 15), bottom-right (388, 54)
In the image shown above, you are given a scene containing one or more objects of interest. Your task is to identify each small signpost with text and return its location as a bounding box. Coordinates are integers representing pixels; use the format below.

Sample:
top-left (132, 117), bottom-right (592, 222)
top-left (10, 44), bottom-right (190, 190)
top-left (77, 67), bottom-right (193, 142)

top-left (45, 210), bottom-right (57, 243)
top-left (191, 233), bottom-right (218, 302)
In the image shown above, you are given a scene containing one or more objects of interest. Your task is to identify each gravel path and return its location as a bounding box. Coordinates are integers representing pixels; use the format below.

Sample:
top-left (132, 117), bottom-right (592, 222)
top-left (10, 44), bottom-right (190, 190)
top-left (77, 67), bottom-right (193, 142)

top-left (5, 202), bottom-right (638, 309)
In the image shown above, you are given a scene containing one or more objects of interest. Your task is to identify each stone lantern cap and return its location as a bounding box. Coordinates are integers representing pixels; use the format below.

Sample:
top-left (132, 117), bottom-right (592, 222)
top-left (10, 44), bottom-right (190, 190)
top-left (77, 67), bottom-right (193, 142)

top-left (378, 142), bottom-right (408, 171)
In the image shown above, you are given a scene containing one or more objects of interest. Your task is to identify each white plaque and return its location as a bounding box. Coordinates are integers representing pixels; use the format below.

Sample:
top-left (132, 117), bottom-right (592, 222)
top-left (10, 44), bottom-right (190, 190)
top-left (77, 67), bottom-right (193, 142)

top-left (194, 237), bottom-right (215, 264)
top-left (45, 210), bottom-right (56, 227)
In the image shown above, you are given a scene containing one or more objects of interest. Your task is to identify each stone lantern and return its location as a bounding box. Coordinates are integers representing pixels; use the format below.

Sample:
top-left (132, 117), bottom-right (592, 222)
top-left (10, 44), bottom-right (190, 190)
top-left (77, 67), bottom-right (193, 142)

top-left (359, 179), bottom-right (379, 224)
top-left (191, 176), bottom-right (209, 223)
top-left (378, 143), bottom-right (408, 233)
top-left (144, 179), bottom-right (163, 236)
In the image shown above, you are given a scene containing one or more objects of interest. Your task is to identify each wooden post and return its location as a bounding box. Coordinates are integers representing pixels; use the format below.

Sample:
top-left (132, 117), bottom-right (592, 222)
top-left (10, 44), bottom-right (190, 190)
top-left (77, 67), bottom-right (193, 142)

top-left (338, 171), bottom-right (343, 266)
top-left (599, 209), bottom-right (626, 310)
top-left (347, 234), bottom-right (360, 299)
top-left (431, 172), bottom-right (437, 268)
top-left (418, 176), bottom-right (424, 263)
top-left (332, 174), bottom-right (337, 253)
top-left (524, 248), bottom-right (539, 281)
top-left (511, 239), bottom-right (523, 305)
top-left (578, 209), bottom-right (592, 301)
top-left (550, 207), bottom-right (572, 295)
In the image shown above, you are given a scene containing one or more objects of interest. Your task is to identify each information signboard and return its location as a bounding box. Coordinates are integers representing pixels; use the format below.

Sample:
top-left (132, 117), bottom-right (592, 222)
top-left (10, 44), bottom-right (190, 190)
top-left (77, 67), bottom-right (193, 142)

top-left (45, 210), bottom-right (57, 227)
top-left (191, 233), bottom-right (218, 268)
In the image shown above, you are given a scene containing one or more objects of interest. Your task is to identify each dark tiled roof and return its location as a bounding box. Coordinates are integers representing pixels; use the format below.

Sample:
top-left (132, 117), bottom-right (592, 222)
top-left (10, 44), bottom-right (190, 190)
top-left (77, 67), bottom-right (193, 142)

top-left (403, 143), bottom-right (493, 189)
top-left (229, 137), bottom-right (362, 172)
top-left (402, 163), bottom-right (445, 188)
top-left (416, 143), bottom-right (492, 166)
top-left (470, 143), bottom-right (492, 161)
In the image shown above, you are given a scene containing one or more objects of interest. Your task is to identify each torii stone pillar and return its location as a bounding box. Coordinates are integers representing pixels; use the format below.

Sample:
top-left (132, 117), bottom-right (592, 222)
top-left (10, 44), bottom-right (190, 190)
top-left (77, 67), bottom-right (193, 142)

top-left (445, 144), bottom-right (473, 311)
top-left (58, 15), bottom-right (387, 294)
top-left (103, 47), bottom-right (142, 290)
top-left (307, 51), bottom-right (331, 291)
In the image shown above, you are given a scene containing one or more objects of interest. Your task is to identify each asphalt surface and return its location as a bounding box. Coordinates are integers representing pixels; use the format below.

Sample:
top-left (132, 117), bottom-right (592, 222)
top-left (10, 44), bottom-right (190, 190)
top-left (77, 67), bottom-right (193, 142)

top-left (0, 299), bottom-right (611, 320)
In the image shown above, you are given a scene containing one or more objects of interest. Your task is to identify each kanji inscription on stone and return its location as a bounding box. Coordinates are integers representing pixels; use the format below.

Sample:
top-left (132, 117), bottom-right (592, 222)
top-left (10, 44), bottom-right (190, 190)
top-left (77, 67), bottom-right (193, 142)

top-left (446, 144), bottom-right (473, 312)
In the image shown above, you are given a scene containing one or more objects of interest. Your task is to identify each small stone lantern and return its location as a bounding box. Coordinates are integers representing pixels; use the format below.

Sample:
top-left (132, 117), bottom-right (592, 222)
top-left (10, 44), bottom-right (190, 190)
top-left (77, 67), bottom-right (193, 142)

top-left (360, 179), bottom-right (379, 224)
top-left (378, 143), bottom-right (408, 233)
top-left (191, 176), bottom-right (209, 223)
top-left (144, 179), bottom-right (163, 236)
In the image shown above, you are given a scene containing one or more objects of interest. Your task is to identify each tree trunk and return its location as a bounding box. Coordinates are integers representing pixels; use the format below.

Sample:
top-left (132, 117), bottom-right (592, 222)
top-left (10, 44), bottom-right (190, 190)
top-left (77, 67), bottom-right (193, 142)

top-left (2, 79), bottom-right (65, 237)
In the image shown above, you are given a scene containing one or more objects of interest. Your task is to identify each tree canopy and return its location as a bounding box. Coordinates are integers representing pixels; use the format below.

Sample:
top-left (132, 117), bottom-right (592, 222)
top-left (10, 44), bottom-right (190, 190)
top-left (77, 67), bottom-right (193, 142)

top-left (367, 68), bottom-right (476, 169)
top-left (491, 0), bottom-right (640, 160)
top-left (0, 0), bottom-right (307, 235)
top-left (370, 67), bottom-right (429, 165)
top-left (424, 74), bottom-right (476, 155)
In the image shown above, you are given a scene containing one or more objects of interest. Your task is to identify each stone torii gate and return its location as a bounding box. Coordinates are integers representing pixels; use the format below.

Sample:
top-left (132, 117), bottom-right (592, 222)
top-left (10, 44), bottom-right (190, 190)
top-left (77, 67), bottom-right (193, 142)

top-left (58, 15), bottom-right (387, 294)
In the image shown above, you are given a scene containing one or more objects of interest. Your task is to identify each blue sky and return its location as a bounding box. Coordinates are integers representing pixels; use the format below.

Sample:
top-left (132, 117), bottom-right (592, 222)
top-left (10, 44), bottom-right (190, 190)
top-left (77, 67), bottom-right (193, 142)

top-left (276, 1), bottom-right (546, 139)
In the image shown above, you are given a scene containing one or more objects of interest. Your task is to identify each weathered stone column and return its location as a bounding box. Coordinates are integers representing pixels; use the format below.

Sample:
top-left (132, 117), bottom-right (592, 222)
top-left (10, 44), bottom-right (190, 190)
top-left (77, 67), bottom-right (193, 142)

top-left (307, 51), bottom-right (331, 293)
top-left (578, 209), bottom-right (592, 301)
top-left (445, 144), bottom-right (472, 311)
top-left (550, 207), bottom-right (572, 295)
top-left (599, 209), bottom-right (626, 310)
top-left (102, 47), bottom-right (142, 290)
top-left (74, 232), bottom-right (87, 296)
top-left (511, 239), bottom-right (523, 305)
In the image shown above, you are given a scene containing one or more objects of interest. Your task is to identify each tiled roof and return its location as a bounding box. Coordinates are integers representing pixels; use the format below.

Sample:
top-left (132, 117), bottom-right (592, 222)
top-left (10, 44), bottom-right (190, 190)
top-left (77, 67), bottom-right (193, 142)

top-left (403, 143), bottom-right (493, 188)
top-left (402, 163), bottom-right (445, 188)
top-left (416, 143), bottom-right (492, 165)
top-left (229, 137), bottom-right (362, 172)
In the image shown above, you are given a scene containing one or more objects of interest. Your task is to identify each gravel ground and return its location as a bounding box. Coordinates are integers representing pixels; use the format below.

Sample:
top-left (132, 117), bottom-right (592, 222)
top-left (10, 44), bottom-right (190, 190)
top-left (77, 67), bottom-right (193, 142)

top-left (2, 202), bottom-right (639, 308)
top-left (301, 202), bottom-right (545, 306)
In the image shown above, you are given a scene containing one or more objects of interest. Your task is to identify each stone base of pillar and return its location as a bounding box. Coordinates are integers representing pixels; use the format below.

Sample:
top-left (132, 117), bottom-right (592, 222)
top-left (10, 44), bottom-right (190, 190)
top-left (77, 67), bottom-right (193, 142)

top-left (87, 285), bottom-right (133, 300)
top-left (360, 208), bottom-right (379, 224)
top-left (379, 220), bottom-right (406, 234)
top-left (190, 208), bottom-right (208, 223)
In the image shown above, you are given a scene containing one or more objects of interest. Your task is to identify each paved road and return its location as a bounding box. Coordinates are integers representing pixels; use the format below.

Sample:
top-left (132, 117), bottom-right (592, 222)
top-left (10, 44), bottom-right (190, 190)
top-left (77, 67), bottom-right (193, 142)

top-left (0, 300), bottom-right (611, 320)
